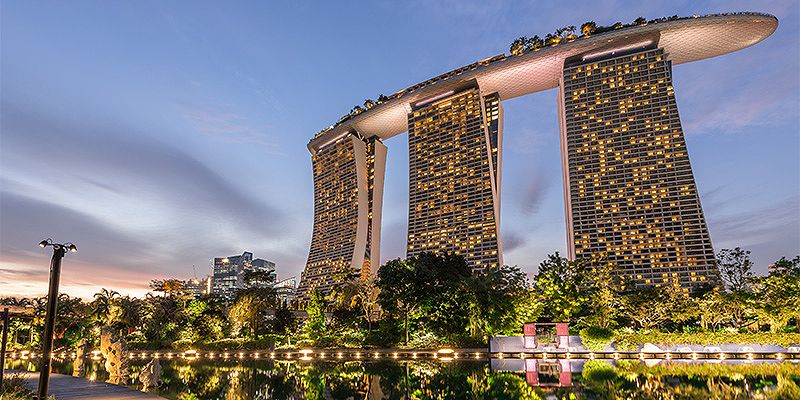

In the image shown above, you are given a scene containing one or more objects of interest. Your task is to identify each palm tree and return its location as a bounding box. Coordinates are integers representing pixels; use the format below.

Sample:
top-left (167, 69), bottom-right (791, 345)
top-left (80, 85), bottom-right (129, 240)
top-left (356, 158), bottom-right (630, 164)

top-left (527, 35), bottom-right (543, 51)
top-left (581, 21), bottom-right (597, 36)
top-left (510, 37), bottom-right (527, 55)
top-left (564, 25), bottom-right (578, 41)
top-left (92, 288), bottom-right (120, 325)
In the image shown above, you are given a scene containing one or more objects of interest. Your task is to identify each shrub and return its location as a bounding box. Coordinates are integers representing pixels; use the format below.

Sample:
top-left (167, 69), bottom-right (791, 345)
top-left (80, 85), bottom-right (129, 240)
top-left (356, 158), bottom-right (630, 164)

top-left (614, 331), bottom-right (800, 351)
top-left (171, 338), bottom-right (194, 350)
top-left (582, 359), bottom-right (616, 382)
top-left (580, 326), bottom-right (615, 351)
top-left (0, 374), bottom-right (35, 400)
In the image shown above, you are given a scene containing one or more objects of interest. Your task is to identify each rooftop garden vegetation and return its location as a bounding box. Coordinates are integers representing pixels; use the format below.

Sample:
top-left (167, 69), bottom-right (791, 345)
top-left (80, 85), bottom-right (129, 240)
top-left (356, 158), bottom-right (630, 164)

top-left (2, 249), bottom-right (798, 352)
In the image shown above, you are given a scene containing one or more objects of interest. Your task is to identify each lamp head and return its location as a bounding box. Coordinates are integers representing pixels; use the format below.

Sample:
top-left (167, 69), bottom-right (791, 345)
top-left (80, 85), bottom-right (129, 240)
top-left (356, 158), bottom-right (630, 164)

top-left (66, 243), bottom-right (78, 253)
top-left (39, 240), bottom-right (49, 248)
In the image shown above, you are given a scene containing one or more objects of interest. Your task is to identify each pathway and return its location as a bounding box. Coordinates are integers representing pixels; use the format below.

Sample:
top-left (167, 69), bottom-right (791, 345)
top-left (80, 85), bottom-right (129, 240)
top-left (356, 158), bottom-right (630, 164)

top-left (8, 370), bottom-right (163, 399)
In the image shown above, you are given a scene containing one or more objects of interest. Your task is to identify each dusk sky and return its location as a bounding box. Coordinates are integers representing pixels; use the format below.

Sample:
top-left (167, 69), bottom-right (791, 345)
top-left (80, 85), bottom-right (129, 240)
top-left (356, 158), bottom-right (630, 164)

top-left (1, 0), bottom-right (798, 299)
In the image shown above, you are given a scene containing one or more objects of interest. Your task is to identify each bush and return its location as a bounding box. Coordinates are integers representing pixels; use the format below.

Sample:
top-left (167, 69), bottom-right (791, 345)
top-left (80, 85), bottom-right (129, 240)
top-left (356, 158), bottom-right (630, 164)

top-left (614, 331), bottom-right (800, 351)
top-left (171, 338), bottom-right (194, 350)
top-left (582, 359), bottom-right (616, 382)
top-left (0, 374), bottom-right (35, 400)
top-left (580, 326), bottom-right (615, 351)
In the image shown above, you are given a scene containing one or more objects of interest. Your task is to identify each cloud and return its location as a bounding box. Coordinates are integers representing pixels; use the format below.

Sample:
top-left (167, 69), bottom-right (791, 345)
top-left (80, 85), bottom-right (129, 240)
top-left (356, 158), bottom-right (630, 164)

top-left (707, 195), bottom-right (800, 272)
top-left (501, 230), bottom-right (526, 253)
top-left (519, 170), bottom-right (552, 215)
top-left (184, 108), bottom-right (281, 150)
top-left (0, 99), bottom-right (301, 296)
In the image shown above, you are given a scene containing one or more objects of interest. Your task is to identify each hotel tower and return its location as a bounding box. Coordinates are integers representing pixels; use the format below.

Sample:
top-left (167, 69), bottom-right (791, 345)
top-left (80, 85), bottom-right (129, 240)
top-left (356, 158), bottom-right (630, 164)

top-left (559, 46), bottom-right (717, 293)
top-left (296, 132), bottom-right (386, 300)
top-left (407, 88), bottom-right (503, 271)
top-left (299, 13), bottom-right (777, 299)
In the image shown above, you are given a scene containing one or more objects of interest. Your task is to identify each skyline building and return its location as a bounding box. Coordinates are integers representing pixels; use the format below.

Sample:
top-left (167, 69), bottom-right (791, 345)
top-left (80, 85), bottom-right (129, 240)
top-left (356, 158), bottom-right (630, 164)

top-left (297, 132), bottom-right (387, 300)
top-left (406, 86), bottom-right (503, 271)
top-left (211, 251), bottom-right (276, 300)
top-left (559, 46), bottom-right (718, 293)
top-left (299, 13), bottom-right (777, 297)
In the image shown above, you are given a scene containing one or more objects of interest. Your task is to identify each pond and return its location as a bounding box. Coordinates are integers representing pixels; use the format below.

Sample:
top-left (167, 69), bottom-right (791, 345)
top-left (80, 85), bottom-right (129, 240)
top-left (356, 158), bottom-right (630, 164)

top-left (6, 357), bottom-right (800, 399)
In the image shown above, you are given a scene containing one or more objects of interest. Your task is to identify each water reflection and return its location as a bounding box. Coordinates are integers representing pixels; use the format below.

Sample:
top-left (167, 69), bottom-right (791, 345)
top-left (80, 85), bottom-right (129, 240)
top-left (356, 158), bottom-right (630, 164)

top-left (5, 357), bottom-right (799, 399)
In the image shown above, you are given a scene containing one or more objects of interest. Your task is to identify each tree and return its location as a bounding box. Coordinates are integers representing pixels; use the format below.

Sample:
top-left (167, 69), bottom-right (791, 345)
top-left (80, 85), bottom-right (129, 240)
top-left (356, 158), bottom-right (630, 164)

top-left (510, 37), bottom-right (527, 55)
top-left (772, 256), bottom-right (800, 276)
top-left (228, 287), bottom-right (278, 337)
top-left (92, 288), bottom-right (120, 325)
top-left (717, 248), bottom-right (754, 292)
top-left (243, 269), bottom-right (276, 288)
top-left (622, 286), bottom-right (691, 330)
top-left (377, 258), bottom-right (424, 345)
top-left (304, 290), bottom-right (328, 339)
top-left (531, 253), bottom-right (593, 323)
top-left (149, 279), bottom-right (185, 296)
top-left (356, 277), bottom-right (380, 332)
top-left (633, 16), bottom-right (647, 25)
top-left (581, 21), bottom-right (597, 36)
top-left (463, 266), bottom-right (539, 339)
top-left (751, 256), bottom-right (800, 332)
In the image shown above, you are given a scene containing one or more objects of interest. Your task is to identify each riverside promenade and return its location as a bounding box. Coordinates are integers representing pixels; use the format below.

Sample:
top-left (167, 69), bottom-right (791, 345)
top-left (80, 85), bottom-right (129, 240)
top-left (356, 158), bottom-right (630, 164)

top-left (14, 371), bottom-right (163, 400)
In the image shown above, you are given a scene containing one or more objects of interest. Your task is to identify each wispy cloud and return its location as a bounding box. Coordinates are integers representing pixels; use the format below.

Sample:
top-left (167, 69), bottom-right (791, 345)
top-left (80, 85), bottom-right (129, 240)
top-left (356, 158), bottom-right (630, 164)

top-left (184, 108), bottom-right (281, 149)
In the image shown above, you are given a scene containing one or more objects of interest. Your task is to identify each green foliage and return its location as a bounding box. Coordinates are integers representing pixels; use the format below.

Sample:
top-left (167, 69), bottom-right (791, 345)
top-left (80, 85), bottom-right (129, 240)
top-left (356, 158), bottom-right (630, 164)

top-left (579, 326), bottom-right (615, 351)
top-left (532, 253), bottom-right (622, 327)
top-left (477, 373), bottom-right (541, 400)
top-left (615, 359), bottom-right (800, 378)
top-left (228, 286), bottom-right (278, 337)
top-left (621, 285), bottom-right (693, 330)
top-left (304, 290), bottom-right (328, 339)
top-left (582, 359), bottom-right (617, 382)
top-left (614, 331), bottom-right (800, 351)
top-left (0, 373), bottom-right (35, 400)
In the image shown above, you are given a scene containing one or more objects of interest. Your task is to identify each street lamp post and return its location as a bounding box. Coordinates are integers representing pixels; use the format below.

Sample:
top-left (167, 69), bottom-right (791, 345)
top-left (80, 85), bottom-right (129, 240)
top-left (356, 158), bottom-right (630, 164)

top-left (37, 239), bottom-right (77, 400)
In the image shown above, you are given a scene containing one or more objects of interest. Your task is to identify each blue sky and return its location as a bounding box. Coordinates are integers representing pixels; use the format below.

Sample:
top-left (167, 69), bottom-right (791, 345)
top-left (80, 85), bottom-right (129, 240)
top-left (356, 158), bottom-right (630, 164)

top-left (1, 0), bottom-right (798, 298)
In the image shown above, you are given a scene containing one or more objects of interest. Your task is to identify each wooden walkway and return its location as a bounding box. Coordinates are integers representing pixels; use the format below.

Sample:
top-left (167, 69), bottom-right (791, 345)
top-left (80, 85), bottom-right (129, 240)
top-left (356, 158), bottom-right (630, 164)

top-left (10, 370), bottom-right (163, 399)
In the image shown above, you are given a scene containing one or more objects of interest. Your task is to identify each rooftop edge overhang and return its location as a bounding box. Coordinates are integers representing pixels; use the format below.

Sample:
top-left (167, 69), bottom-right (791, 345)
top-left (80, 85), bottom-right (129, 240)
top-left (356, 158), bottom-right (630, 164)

top-left (308, 12), bottom-right (778, 154)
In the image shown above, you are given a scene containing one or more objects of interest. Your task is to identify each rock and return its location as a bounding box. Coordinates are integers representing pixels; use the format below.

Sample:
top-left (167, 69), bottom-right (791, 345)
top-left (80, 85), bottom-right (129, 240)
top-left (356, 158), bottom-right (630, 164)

top-left (100, 327), bottom-right (129, 385)
top-left (139, 358), bottom-right (162, 389)
top-left (72, 338), bottom-right (88, 377)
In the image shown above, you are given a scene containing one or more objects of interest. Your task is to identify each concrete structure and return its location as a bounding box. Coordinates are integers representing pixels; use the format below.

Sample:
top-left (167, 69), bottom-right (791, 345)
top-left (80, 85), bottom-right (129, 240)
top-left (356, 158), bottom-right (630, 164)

top-left (299, 13), bottom-right (777, 295)
top-left (211, 251), bottom-right (276, 300)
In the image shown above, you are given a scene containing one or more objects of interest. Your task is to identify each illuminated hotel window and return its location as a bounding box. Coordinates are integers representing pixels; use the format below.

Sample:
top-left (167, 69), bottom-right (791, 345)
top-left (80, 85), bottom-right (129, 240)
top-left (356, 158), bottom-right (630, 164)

top-left (561, 47), bottom-right (717, 293)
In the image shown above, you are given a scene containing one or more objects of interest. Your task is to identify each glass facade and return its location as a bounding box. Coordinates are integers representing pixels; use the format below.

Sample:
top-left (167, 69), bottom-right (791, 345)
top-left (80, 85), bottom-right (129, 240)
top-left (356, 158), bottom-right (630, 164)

top-left (560, 47), bottom-right (718, 293)
top-left (406, 87), bottom-right (502, 271)
top-left (298, 132), bottom-right (386, 300)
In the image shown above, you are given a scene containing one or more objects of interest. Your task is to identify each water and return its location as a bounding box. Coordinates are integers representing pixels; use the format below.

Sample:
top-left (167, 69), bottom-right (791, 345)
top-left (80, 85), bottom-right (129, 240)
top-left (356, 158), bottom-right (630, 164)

top-left (6, 357), bottom-right (800, 399)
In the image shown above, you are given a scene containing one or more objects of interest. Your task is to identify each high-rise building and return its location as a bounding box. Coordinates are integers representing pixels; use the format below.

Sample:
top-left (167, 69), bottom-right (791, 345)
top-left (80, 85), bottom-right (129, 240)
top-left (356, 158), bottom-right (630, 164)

top-left (299, 13), bottom-right (777, 297)
top-left (211, 251), bottom-right (276, 299)
top-left (406, 86), bottom-right (503, 271)
top-left (559, 46), bottom-right (717, 293)
top-left (297, 132), bottom-right (387, 300)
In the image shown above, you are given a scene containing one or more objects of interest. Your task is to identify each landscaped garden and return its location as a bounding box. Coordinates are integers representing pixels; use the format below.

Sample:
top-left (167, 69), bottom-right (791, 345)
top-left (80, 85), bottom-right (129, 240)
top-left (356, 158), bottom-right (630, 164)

top-left (2, 249), bottom-right (798, 353)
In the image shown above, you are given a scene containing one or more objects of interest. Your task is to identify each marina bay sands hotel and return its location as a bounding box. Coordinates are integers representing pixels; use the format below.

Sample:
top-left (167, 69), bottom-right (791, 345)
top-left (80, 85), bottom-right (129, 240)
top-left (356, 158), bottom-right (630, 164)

top-left (297, 13), bottom-right (778, 299)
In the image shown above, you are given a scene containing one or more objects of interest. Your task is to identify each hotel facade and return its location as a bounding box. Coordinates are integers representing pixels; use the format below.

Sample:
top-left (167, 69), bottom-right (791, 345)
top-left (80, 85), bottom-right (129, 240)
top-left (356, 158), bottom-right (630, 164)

top-left (297, 13), bottom-right (777, 299)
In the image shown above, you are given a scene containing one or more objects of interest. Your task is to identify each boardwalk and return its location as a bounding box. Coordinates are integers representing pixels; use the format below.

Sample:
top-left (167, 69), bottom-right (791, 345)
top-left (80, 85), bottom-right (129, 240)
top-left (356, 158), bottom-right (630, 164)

top-left (11, 371), bottom-right (163, 400)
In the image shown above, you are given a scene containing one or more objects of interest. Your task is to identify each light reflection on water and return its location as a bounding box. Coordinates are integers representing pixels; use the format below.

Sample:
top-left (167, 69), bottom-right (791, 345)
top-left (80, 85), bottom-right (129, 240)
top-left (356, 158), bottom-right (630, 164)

top-left (5, 357), bottom-right (800, 399)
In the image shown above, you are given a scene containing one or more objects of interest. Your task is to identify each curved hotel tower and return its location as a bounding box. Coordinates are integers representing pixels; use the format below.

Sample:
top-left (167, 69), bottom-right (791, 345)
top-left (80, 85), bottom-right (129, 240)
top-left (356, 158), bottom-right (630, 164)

top-left (297, 13), bottom-right (778, 300)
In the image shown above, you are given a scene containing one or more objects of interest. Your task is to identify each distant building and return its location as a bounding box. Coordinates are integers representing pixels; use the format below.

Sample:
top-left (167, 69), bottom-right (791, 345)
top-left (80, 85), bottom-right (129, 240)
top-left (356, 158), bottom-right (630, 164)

top-left (273, 276), bottom-right (297, 305)
top-left (182, 277), bottom-right (210, 298)
top-left (211, 251), bottom-right (276, 300)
